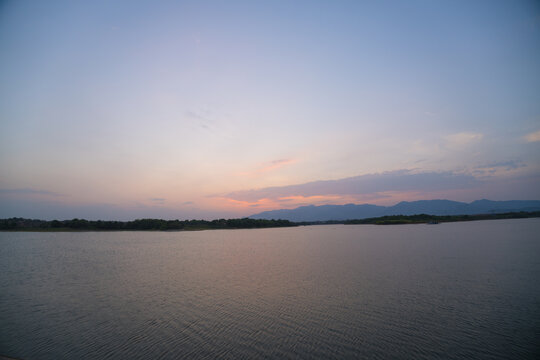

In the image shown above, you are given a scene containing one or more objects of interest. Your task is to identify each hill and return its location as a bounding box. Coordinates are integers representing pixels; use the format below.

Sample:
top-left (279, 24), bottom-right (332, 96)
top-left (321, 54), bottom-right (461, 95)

top-left (249, 199), bottom-right (540, 221)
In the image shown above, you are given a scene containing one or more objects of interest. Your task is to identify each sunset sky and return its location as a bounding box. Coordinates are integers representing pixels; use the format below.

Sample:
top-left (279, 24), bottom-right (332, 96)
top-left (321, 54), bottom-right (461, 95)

top-left (1, 0), bottom-right (540, 220)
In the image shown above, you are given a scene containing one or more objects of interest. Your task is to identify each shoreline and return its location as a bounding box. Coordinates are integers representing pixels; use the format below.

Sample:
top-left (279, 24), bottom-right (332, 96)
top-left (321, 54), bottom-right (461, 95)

top-left (1, 211), bottom-right (539, 232)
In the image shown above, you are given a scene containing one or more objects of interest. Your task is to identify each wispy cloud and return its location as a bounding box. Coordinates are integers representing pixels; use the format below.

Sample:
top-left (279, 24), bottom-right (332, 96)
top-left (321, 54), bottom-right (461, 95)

top-left (444, 132), bottom-right (483, 147)
top-left (0, 197), bottom-right (221, 221)
top-left (149, 198), bottom-right (166, 204)
top-left (185, 110), bottom-right (214, 132)
top-left (484, 160), bottom-right (526, 170)
top-left (524, 130), bottom-right (540, 143)
top-left (225, 170), bottom-right (480, 202)
top-left (472, 160), bottom-right (527, 176)
top-left (239, 158), bottom-right (295, 176)
top-left (0, 188), bottom-right (64, 197)
top-left (258, 158), bottom-right (295, 172)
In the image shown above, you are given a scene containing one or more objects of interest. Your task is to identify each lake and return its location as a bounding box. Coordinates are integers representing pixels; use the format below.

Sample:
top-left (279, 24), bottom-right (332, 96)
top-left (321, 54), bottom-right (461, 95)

top-left (1, 219), bottom-right (539, 359)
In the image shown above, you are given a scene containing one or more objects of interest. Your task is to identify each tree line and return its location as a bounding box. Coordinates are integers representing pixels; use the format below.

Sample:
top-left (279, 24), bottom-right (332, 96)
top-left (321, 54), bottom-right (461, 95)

top-left (343, 211), bottom-right (540, 225)
top-left (1, 211), bottom-right (539, 231)
top-left (0, 217), bottom-right (296, 231)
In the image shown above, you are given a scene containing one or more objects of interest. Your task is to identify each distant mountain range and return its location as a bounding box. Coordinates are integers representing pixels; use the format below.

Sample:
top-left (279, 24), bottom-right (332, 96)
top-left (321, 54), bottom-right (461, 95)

top-left (249, 200), bottom-right (540, 222)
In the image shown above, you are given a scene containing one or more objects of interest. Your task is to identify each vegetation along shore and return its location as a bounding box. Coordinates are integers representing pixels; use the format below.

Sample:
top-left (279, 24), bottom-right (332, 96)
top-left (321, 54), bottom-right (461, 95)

top-left (1, 211), bottom-right (539, 231)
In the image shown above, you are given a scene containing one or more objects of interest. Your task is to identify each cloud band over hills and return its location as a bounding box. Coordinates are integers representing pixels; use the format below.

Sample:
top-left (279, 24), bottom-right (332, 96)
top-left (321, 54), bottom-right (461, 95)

top-left (225, 170), bottom-right (481, 203)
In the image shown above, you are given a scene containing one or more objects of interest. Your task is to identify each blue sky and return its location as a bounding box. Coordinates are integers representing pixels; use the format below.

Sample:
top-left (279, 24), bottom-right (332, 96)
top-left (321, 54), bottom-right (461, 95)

top-left (1, 0), bottom-right (539, 220)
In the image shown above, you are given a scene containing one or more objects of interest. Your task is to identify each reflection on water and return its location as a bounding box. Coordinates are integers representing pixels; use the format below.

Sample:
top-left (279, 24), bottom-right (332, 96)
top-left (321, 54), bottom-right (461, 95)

top-left (1, 219), bottom-right (539, 359)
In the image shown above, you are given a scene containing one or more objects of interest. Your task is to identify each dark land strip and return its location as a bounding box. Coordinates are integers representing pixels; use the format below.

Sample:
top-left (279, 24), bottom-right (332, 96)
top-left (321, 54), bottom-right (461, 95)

top-left (1, 211), bottom-right (539, 231)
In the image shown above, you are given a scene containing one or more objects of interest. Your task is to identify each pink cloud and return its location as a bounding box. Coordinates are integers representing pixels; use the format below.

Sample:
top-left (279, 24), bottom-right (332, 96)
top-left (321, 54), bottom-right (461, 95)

top-left (237, 158), bottom-right (296, 177)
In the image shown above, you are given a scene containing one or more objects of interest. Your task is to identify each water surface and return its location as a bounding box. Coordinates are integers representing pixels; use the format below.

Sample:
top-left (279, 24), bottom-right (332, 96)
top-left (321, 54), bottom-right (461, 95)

top-left (1, 219), bottom-right (539, 359)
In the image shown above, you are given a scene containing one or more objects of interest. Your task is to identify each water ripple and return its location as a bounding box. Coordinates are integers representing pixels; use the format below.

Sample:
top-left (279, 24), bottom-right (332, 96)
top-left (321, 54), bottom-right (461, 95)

top-left (1, 220), bottom-right (540, 359)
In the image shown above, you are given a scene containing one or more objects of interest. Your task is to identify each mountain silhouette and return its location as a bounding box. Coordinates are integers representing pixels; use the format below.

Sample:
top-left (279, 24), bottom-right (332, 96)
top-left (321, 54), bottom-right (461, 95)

top-left (249, 199), bottom-right (540, 221)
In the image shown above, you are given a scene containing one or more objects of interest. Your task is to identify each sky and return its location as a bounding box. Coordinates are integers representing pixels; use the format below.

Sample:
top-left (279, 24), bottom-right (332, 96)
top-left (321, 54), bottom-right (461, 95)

top-left (1, 0), bottom-right (540, 220)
